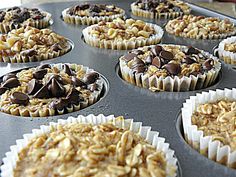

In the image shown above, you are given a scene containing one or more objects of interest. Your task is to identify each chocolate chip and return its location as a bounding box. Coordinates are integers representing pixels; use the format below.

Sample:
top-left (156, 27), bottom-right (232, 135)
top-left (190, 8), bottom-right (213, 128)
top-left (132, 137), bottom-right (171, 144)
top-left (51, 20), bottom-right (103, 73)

top-left (33, 69), bottom-right (47, 79)
top-left (51, 43), bottom-right (62, 52)
top-left (0, 87), bottom-right (8, 95)
top-left (151, 45), bottom-right (163, 56)
top-left (123, 53), bottom-right (137, 62)
top-left (183, 56), bottom-right (196, 64)
top-left (49, 78), bottom-right (65, 97)
top-left (71, 76), bottom-right (86, 87)
top-left (34, 85), bottom-right (50, 99)
top-left (133, 66), bottom-right (145, 73)
top-left (80, 4), bottom-right (90, 10)
top-left (152, 57), bottom-right (162, 68)
top-left (50, 98), bottom-right (68, 110)
top-left (83, 72), bottom-right (99, 85)
top-left (27, 79), bottom-right (43, 95)
top-left (38, 64), bottom-right (51, 70)
top-left (131, 58), bottom-right (145, 69)
top-left (2, 73), bottom-right (17, 82)
top-left (2, 78), bottom-right (20, 88)
top-left (63, 64), bottom-right (74, 76)
top-left (88, 83), bottom-right (97, 92)
top-left (66, 88), bottom-right (81, 104)
top-left (90, 5), bottom-right (101, 13)
top-left (21, 49), bottom-right (37, 57)
top-left (168, 3), bottom-right (174, 8)
top-left (10, 92), bottom-right (29, 105)
top-left (165, 63), bottom-right (181, 75)
top-left (203, 59), bottom-right (213, 70)
top-left (160, 51), bottom-right (174, 61)
top-left (49, 74), bottom-right (64, 85)
top-left (186, 46), bottom-right (200, 55)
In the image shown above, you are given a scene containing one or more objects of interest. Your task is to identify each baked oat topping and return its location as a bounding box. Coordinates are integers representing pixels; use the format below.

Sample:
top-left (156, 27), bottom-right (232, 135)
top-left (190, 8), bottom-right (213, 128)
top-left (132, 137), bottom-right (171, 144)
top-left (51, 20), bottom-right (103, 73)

top-left (224, 43), bottom-right (236, 53)
top-left (165, 15), bottom-right (236, 39)
top-left (66, 4), bottom-right (124, 17)
top-left (133, 0), bottom-right (189, 14)
top-left (0, 6), bottom-right (51, 31)
top-left (89, 18), bottom-right (156, 41)
top-left (0, 63), bottom-right (103, 117)
top-left (14, 121), bottom-right (168, 177)
top-left (120, 45), bottom-right (217, 77)
top-left (192, 100), bottom-right (236, 151)
top-left (0, 26), bottom-right (71, 62)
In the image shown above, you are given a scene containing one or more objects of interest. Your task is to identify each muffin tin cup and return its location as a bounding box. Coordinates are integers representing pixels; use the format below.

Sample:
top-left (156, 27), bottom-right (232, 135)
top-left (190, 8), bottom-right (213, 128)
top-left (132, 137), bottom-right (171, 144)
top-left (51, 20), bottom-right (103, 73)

top-left (0, 63), bottom-right (104, 117)
top-left (0, 42), bottom-right (72, 63)
top-left (130, 2), bottom-right (191, 19)
top-left (0, 11), bottom-right (52, 34)
top-left (82, 22), bottom-right (164, 50)
top-left (181, 88), bottom-right (236, 168)
top-left (1, 114), bottom-right (178, 177)
top-left (216, 36), bottom-right (236, 65)
top-left (119, 44), bottom-right (221, 92)
top-left (62, 8), bottom-right (125, 25)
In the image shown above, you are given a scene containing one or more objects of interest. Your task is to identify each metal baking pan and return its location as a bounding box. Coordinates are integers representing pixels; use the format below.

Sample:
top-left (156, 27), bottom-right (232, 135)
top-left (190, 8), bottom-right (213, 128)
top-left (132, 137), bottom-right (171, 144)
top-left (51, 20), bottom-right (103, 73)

top-left (0, 0), bottom-right (236, 177)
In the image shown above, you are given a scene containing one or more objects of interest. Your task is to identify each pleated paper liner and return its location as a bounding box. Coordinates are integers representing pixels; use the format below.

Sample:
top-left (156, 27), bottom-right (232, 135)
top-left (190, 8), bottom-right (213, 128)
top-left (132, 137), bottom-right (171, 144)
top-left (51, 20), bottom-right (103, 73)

top-left (119, 44), bottom-right (221, 92)
top-left (0, 11), bottom-right (52, 34)
top-left (182, 88), bottom-right (236, 168)
top-left (0, 114), bottom-right (178, 177)
top-left (130, 2), bottom-right (191, 19)
top-left (62, 8), bottom-right (125, 25)
top-left (0, 63), bottom-right (104, 117)
top-left (216, 36), bottom-right (236, 65)
top-left (0, 39), bottom-right (72, 63)
top-left (166, 23), bottom-right (236, 40)
top-left (82, 23), bottom-right (164, 50)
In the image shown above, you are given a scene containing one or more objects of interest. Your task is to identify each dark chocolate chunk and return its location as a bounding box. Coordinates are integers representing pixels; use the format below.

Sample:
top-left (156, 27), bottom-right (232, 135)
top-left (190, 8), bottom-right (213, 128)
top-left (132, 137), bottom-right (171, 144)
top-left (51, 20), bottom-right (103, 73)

top-left (80, 4), bottom-right (90, 10)
top-left (2, 73), bottom-right (17, 82)
top-left (131, 58), bottom-right (145, 69)
top-left (168, 3), bottom-right (174, 9)
top-left (203, 59), bottom-right (213, 70)
top-left (49, 74), bottom-right (64, 85)
top-left (71, 76), bottom-right (86, 87)
top-left (90, 5), bottom-right (101, 13)
top-left (183, 56), bottom-right (196, 64)
top-left (2, 78), bottom-right (20, 88)
top-left (63, 64), bottom-right (74, 76)
top-left (27, 79), bottom-right (43, 95)
top-left (83, 72), bottom-right (99, 85)
top-left (10, 92), bottom-right (29, 105)
top-left (51, 43), bottom-right (62, 52)
top-left (186, 46), bottom-right (200, 55)
top-left (88, 83), bottom-right (97, 92)
top-left (34, 85), bottom-right (50, 99)
top-left (38, 64), bottom-right (51, 70)
top-left (123, 53), bottom-right (137, 62)
top-left (21, 49), bottom-right (37, 57)
top-left (0, 87), bottom-right (8, 95)
top-left (49, 78), bottom-right (65, 97)
top-left (152, 57), bottom-right (162, 68)
top-left (151, 45), bottom-right (163, 56)
top-left (33, 69), bottom-right (47, 79)
top-left (165, 63), bottom-right (181, 75)
top-left (66, 88), bottom-right (81, 104)
top-left (160, 51), bottom-right (174, 61)
top-left (49, 98), bottom-right (68, 110)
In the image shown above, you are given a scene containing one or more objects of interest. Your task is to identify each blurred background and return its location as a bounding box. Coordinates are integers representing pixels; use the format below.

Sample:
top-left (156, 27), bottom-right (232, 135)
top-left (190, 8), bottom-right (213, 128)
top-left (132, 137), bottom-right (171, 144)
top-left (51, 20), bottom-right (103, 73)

top-left (0, 0), bottom-right (235, 17)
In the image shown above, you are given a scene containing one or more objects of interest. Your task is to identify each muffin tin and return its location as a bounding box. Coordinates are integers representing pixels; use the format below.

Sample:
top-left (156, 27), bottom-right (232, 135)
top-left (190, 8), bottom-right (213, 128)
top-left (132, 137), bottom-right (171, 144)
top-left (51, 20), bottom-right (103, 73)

top-left (0, 0), bottom-right (236, 177)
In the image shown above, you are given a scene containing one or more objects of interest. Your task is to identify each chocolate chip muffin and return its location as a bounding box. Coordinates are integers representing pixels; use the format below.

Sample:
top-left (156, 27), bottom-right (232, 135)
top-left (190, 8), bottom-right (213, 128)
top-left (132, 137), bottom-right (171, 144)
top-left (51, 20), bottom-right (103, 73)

top-left (217, 36), bottom-right (236, 65)
top-left (82, 18), bottom-right (163, 50)
top-left (0, 63), bottom-right (104, 117)
top-left (0, 6), bottom-right (52, 33)
top-left (62, 3), bottom-right (125, 25)
top-left (0, 26), bottom-right (71, 63)
top-left (182, 89), bottom-right (236, 168)
top-left (166, 15), bottom-right (236, 39)
top-left (119, 44), bottom-right (221, 91)
top-left (1, 115), bottom-right (177, 177)
top-left (131, 0), bottom-right (190, 19)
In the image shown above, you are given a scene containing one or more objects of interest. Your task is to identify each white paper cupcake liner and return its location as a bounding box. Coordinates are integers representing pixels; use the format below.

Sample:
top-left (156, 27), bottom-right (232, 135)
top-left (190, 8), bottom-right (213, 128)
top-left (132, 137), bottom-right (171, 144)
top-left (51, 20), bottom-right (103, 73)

top-left (216, 36), bottom-right (236, 65)
top-left (0, 114), bottom-right (178, 177)
top-left (0, 39), bottom-right (72, 63)
top-left (119, 44), bottom-right (221, 92)
top-left (82, 22), bottom-right (164, 50)
top-left (182, 88), bottom-right (236, 168)
top-left (0, 11), bottom-right (52, 34)
top-left (131, 2), bottom-right (191, 19)
top-left (62, 8), bottom-right (125, 25)
top-left (1, 63), bottom-right (104, 117)
top-left (166, 22), bottom-right (236, 40)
